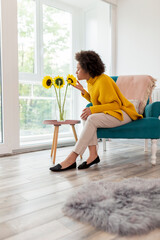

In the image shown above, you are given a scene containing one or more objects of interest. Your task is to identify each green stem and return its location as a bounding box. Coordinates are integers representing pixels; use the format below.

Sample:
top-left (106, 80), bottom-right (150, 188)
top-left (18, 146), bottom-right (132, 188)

top-left (58, 83), bottom-right (61, 114)
top-left (53, 85), bottom-right (61, 110)
top-left (62, 83), bottom-right (69, 116)
top-left (59, 111), bottom-right (64, 120)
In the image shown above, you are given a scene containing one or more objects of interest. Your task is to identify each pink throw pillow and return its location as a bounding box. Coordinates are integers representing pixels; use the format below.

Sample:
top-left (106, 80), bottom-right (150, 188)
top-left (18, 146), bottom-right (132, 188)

top-left (128, 99), bottom-right (140, 113)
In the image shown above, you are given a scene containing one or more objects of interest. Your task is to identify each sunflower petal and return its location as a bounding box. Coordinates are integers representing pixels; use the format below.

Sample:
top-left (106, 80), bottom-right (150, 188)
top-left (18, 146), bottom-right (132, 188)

top-left (67, 74), bottom-right (77, 86)
top-left (42, 76), bottom-right (53, 89)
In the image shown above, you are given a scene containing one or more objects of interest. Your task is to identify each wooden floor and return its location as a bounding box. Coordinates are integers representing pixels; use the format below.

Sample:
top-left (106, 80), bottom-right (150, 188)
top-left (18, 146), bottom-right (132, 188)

top-left (0, 139), bottom-right (160, 240)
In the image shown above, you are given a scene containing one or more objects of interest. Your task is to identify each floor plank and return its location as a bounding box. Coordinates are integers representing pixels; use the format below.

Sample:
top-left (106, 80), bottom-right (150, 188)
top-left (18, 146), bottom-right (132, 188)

top-left (0, 139), bottom-right (160, 240)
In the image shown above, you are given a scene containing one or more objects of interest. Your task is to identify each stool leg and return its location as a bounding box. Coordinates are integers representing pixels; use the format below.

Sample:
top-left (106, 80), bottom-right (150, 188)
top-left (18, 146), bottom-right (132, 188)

top-left (71, 125), bottom-right (82, 159)
top-left (52, 126), bottom-right (59, 164)
top-left (71, 125), bottom-right (78, 141)
top-left (51, 126), bottom-right (57, 158)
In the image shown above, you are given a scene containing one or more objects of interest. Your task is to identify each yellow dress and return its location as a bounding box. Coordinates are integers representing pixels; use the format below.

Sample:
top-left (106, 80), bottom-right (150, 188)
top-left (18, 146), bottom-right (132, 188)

top-left (81, 74), bottom-right (143, 121)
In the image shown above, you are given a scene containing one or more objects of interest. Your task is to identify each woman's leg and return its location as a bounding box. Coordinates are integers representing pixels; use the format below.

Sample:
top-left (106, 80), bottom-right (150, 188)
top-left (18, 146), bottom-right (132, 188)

top-left (55, 111), bottom-right (131, 169)
top-left (58, 151), bottom-right (78, 169)
top-left (87, 145), bottom-right (98, 164)
top-left (73, 111), bottom-right (132, 156)
top-left (57, 120), bottom-right (86, 169)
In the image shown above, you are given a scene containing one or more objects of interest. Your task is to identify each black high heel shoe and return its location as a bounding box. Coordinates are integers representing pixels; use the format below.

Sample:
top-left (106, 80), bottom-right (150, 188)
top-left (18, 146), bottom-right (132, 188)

top-left (49, 162), bottom-right (76, 172)
top-left (78, 156), bottom-right (100, 170)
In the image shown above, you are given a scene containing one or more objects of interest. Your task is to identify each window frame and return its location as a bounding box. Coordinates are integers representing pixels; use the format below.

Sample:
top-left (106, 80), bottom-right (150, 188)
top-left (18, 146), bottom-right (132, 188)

top-left (0, 0), bottom-right (19, 154)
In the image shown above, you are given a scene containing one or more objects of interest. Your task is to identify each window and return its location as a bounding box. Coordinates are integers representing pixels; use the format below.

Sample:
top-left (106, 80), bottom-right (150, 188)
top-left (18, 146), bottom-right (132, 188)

top-left (18, 0), bottom-right (72, 144)
top-left (43, 5), bottom-right (72, 77)
top-left (18, 0), bottom-right (35, 74)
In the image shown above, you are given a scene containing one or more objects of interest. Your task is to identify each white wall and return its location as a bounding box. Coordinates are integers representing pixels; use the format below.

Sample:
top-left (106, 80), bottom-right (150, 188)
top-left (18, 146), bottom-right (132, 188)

top-left (116, 0), bottom-right (160, 87)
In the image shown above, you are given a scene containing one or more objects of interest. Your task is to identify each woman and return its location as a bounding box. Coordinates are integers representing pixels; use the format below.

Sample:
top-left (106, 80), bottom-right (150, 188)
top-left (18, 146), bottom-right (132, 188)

top-left (50, 50), bottom-right (143, 172)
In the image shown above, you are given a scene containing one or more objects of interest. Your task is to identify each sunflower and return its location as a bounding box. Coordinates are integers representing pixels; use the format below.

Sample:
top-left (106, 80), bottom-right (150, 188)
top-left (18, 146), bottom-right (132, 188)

top-left (67, 74), bottom-right (77, 86)
top-left (53, 76), bottom-right (65, 89)
top-left (42, 76), bottom-right (53, 89)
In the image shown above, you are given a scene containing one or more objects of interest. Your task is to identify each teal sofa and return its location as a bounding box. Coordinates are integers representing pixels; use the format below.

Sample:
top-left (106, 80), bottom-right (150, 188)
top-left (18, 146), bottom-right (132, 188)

top-left (86, 76), bottom-right (160, 165)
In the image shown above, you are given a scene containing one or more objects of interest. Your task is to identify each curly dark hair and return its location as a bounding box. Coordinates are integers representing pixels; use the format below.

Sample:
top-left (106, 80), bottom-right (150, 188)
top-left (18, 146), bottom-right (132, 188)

top-left (75, 50), bottom-right (105, 78)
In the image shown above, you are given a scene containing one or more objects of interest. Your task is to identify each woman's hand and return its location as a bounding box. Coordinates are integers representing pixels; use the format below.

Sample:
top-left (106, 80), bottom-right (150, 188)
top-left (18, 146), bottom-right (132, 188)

top-left (80, 107), bottom-right (92, 120)
top-left (73, 80), bottom-right (85, 94)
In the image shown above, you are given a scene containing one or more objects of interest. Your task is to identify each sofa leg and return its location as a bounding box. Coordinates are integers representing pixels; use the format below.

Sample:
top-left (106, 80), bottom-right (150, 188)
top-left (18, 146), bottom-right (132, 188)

top-left (102, 138), bottom-right (106, 151)
top-left (144, 139), bottom-right (148, 152)
top-left (151, 139), bottom-right (157, 165)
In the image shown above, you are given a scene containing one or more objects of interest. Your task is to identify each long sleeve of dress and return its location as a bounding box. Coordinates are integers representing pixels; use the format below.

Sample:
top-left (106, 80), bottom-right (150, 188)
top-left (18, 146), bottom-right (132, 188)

top-left (81, 89), bottom-right (91, 102)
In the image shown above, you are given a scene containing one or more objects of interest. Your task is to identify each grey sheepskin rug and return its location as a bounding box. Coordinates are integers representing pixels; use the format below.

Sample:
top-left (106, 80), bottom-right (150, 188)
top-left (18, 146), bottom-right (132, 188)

top-left (63, 178), bottom-right (160, 236)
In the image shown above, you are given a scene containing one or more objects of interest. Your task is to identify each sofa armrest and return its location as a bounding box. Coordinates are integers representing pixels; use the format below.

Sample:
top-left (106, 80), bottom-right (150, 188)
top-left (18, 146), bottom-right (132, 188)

top-left (86, 103), bottom-right (93, 108)
top-left (144, 102), bottom-right (160, 118)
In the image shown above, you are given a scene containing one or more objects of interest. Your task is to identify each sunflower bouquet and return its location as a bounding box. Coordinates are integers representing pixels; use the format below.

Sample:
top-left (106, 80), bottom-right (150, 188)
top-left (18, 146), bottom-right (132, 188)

top-left (42, 74), bottom-right (77, 120)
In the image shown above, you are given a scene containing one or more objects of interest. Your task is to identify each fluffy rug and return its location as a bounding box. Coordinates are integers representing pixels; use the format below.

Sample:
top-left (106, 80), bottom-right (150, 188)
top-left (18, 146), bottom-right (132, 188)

top-left (63, 178), bottom-right (160, 236)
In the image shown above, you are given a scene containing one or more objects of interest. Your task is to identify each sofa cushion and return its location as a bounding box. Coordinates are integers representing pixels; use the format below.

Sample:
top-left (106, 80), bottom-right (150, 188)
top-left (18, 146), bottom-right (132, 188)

top-left (116, 75), bottom-right (156, 114)
top-left (97, 118), bottom-right (160, 139)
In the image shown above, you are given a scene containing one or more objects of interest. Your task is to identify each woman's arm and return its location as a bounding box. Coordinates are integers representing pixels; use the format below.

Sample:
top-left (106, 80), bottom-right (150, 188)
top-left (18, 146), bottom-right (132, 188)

top-left (72, 80), bottom-right (85, 93)
top-left (90, 101), bottom-right (120, 113)
top-left (89, 76), bottom-right (121, 113)
top-left (81, 90), bottom-right (91, 102)
top-left (72, 80), bottom-right (91, 102)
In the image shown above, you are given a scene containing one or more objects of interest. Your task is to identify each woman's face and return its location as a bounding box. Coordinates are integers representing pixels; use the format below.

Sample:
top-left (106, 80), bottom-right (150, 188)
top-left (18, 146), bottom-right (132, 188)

top-left (76, 62), bottom-right (90, 80)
